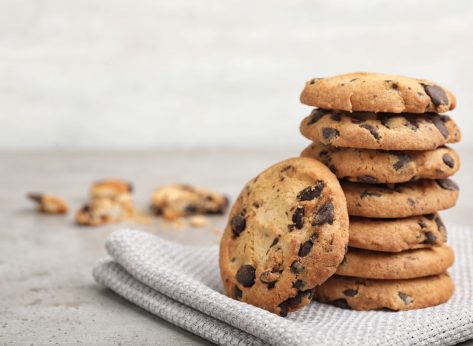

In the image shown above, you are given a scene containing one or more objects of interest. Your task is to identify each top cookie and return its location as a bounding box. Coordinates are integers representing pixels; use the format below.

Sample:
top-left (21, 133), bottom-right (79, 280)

top-left (219, 157), bottom-right (349, 316)
top-left (300, 72), bottom-right (456, 113)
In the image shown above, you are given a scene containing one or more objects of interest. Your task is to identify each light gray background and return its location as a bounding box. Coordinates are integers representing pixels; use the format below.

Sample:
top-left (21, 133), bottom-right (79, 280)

top-left (1, 0), bottom-right (472, 150)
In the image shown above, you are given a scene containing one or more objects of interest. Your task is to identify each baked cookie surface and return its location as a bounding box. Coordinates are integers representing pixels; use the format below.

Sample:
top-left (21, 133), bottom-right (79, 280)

top-left (314, 273), bottom-right (454, 311)
top-left (336, 244), bottom-right (454, 279)
top-left (349, 214), bottom-right (447, 252)
top-left (151, 184), bottom-right (229, 220)
top-left (301, 142), bottom-right (460, 184)
top-left (300, 109), bottom-right (461, 151)
top-left (342, 179), bottom-right (459, 218)
top-left (300, 72), bottom-right (456, 113)
top-left (219, 157), bottom-right (349, 316)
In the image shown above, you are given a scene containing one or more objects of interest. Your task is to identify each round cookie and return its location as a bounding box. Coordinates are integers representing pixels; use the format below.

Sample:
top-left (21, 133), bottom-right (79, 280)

top-left (336, 244), bottom-right (454, 279)
top-left (219, 157), bottom-right (349, 316)
top-left (342, 179), bottom-right (459, 218)
top-left (301, 142), bottom-right (460, 184)
top-left (300, 109), bottom-right (461, 151)
top-left (349, 214), bottom-right (447, 252)
top-left (300, 72), bottom-right (456, 113)
top-left (314, 273), bottom-right (454, 311)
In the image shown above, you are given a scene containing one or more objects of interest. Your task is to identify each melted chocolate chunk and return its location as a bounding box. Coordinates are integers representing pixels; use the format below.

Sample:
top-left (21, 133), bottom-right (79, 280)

top-left (185, 204), bottom-right (197, 213)
top-left (442, 154), bottom-right (455, 168)
top-left (398, 292), bottom-right (413, 305)
top-left (378, 113), bottom-right (391, 128)
top-left (298, 241), bottom-right (313, 257)
top-left (322, 128), bottom-right (340, 142)
top-left (290, 260), bottom-right (305, 274)
top-left (292, 280), bottom-right (305, 289)
top-left (436, 179), bottom-right (459, 191)
top-left (292, 206), bottom-right (305, 230)
top-left (405, 117), bottom-right (419, 131)
top-left (312, 201), bottom-right (334, 225)
top-left (233, 285), bottom-right (242, 300)
top-left (424, 213), bottom-right (435, 220)
top-left (359, 124), bottom-right (381, 140)
top-left (308, 109), bottom-right (328, 125)
top-left (231, 214), bottom-right (246, 236)
top-left (360, 190), bottom-right (382, 198)
top-left (297, 181), bottom-right (324, 201)
top-left (236, 265), bottom-right (256, 287)
top-left (432, 116), bottom-right (449, 139)
top-left (278, 289), bottom-right (314, 317)
top-left (418, 220), bottom-right (428, 229)
top-left (270, 238), bottom-right (279, 248)
top-left (357, 175), bottom-right (378, 184)
top-left (393, 153), bottom-right (412, 171)
top-left (423, 84), bottom-right (449, 106)
top-left (422, 231), bottom-right (438, 245)
top-left (435, 216), bottom-right (446, 233)
top-left (343, 289), bottom-right (358, 297)
top-left (330, 111), bottom-right (342, 121)
top-left (330, 299), bottom-right (351, 309)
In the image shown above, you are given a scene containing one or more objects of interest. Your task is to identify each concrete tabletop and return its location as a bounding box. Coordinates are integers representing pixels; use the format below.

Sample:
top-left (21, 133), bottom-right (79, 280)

top-left (1, 149), bottom-right (472, 345)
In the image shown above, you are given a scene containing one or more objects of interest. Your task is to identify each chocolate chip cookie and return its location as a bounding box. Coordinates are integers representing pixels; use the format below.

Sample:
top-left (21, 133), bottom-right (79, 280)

top-left (314, 273), bottom-right (454, 311)
top-left (27, 193), bottom-right (68, 214)
top-left (336, 244), bottom-right (454, 279)
top-left (300, 109), bottom-right (461, 150)
top-left (342, 179), bottom-right (459, 218)
top-left (349, 214), bottom-right (447, 252)
top-left (151, 184), bottom-right (229, 220)
top-left (301, 142), bottom-right (460, 184)
top-left (219, 157), bottom-right (349, 316)
top-left (300, 72), bottom-right (456, 113)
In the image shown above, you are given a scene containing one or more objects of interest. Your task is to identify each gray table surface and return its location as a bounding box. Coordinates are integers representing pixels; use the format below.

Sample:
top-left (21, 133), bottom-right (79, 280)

top-left (1, 149), bottom-right (472, 346)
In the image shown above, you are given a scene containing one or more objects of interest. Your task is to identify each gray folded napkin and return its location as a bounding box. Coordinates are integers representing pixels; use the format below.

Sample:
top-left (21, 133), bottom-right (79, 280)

top-left (93, 225), bottom-right (473, 346)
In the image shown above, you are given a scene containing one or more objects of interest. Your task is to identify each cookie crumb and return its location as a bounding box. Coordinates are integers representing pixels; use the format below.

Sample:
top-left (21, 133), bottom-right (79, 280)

top-left (27, 193), bottom-right (68, 214)
top-left (189, 215), bottom-right (209, 228)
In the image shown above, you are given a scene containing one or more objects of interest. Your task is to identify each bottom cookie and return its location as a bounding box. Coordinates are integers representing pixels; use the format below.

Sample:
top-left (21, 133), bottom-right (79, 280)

top-left (314, 273), bottom-right (454, 311)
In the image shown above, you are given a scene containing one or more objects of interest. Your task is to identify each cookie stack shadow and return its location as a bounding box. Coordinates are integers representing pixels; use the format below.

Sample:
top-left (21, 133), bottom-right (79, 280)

top-left (298, 72), bottom-right (461, 311)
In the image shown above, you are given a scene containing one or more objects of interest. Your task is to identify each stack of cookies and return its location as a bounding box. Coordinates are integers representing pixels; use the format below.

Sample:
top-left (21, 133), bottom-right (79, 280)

top-left (298, 72), bottom-right (461, 310)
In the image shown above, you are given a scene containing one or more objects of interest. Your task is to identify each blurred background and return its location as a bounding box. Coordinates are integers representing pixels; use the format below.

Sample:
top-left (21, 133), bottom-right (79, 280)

top-left (1, 0), bottom-right (472, 151)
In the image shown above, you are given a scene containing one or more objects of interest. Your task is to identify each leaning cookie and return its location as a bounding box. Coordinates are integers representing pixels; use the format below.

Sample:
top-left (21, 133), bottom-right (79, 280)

top-left (300, 109), bottom-right (461, 151)
top-left (314, 273), bottom-right (454, 311)
top-left (301, 142), bottom-right (460, 184)
top-left (300, 72), bottom-right (456, 113)
top-left (342, 179), bottom-right (459, 218)
top-left (336, 244), bottom-right (454, 280)
top-left (219, 158), bottom-right (349, 316)
top-left (349, 214), bottom-right (447, 252)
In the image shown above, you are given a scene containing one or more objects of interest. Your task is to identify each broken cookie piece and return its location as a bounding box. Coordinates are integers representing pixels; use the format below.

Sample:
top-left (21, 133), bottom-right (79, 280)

top-left (27, 193), bottom-right (68, 214)
top-left (150, 184), bottom-right (229, 220)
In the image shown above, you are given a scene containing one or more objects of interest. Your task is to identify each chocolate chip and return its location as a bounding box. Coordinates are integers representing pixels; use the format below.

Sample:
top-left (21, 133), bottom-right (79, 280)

top-left (270, 238), bottom-right (279, 248)
top-left (322, 128), bottom-right (340, 142)
top-left (357, 175), bottom-right (378, 184)
top-left (231, 214), bottom-right (246, 236)
top-left (350, 117), bottom-right (364, 124)
top-left (435, 216), bottom-right (446, 233)
top-left (330, 111), bottom-right (342, 121)
top-left (424, 213), bottom-right (435, 220)
top-left (185, 204), bottom-right (197, 213)
top-left (423, 84), bottom-right (449, 106)
top-left (297, 181), bottom-right (324, 201)
top-left (436, 179), bottom-right (459, 191)
top-left (360, 190), bottom-right (382, 199)
top-left (312, 201), bottom-right (334, 226)
top-left (405, 117), bottom-right (419, 131)
top-left (432, 116), bottom-right (449, 139)
top-left (292, 206), bottom-right (305, 230)
top-left (359, 124), bottom-right (381, 140)
top-left (293, 280), bottom-right (305, 289)
top-left (442, 154), bottom-right (455, 168)
top-left (308, 109), bottom-right (328, 125)
top-left (422, 231), bottom-right (438, 245)
top-left (378, 114), bottom-right (391, 128)
top-left (330, 299), bottom-right (351, 309)
top-left (298, 241), bottom-right (313, 257)
top-left (236, 265), bottom-right (256, 287)
top-left (233, 285), bottom-right (242, 300)
top-left (350, 78), bottom-right (358, 82)
top-left (393, 153), bottom-right (412, 171)
top-left (398, 292), bottom-right (413, 305)
top-left (290, 260), bottom-right (305, 274)
top-left (343, 289), bottom-right (358, 297)
top-left (278, 289), bottom-right (314, 317)
top-left (418, 220), bottom-right (428, 229)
